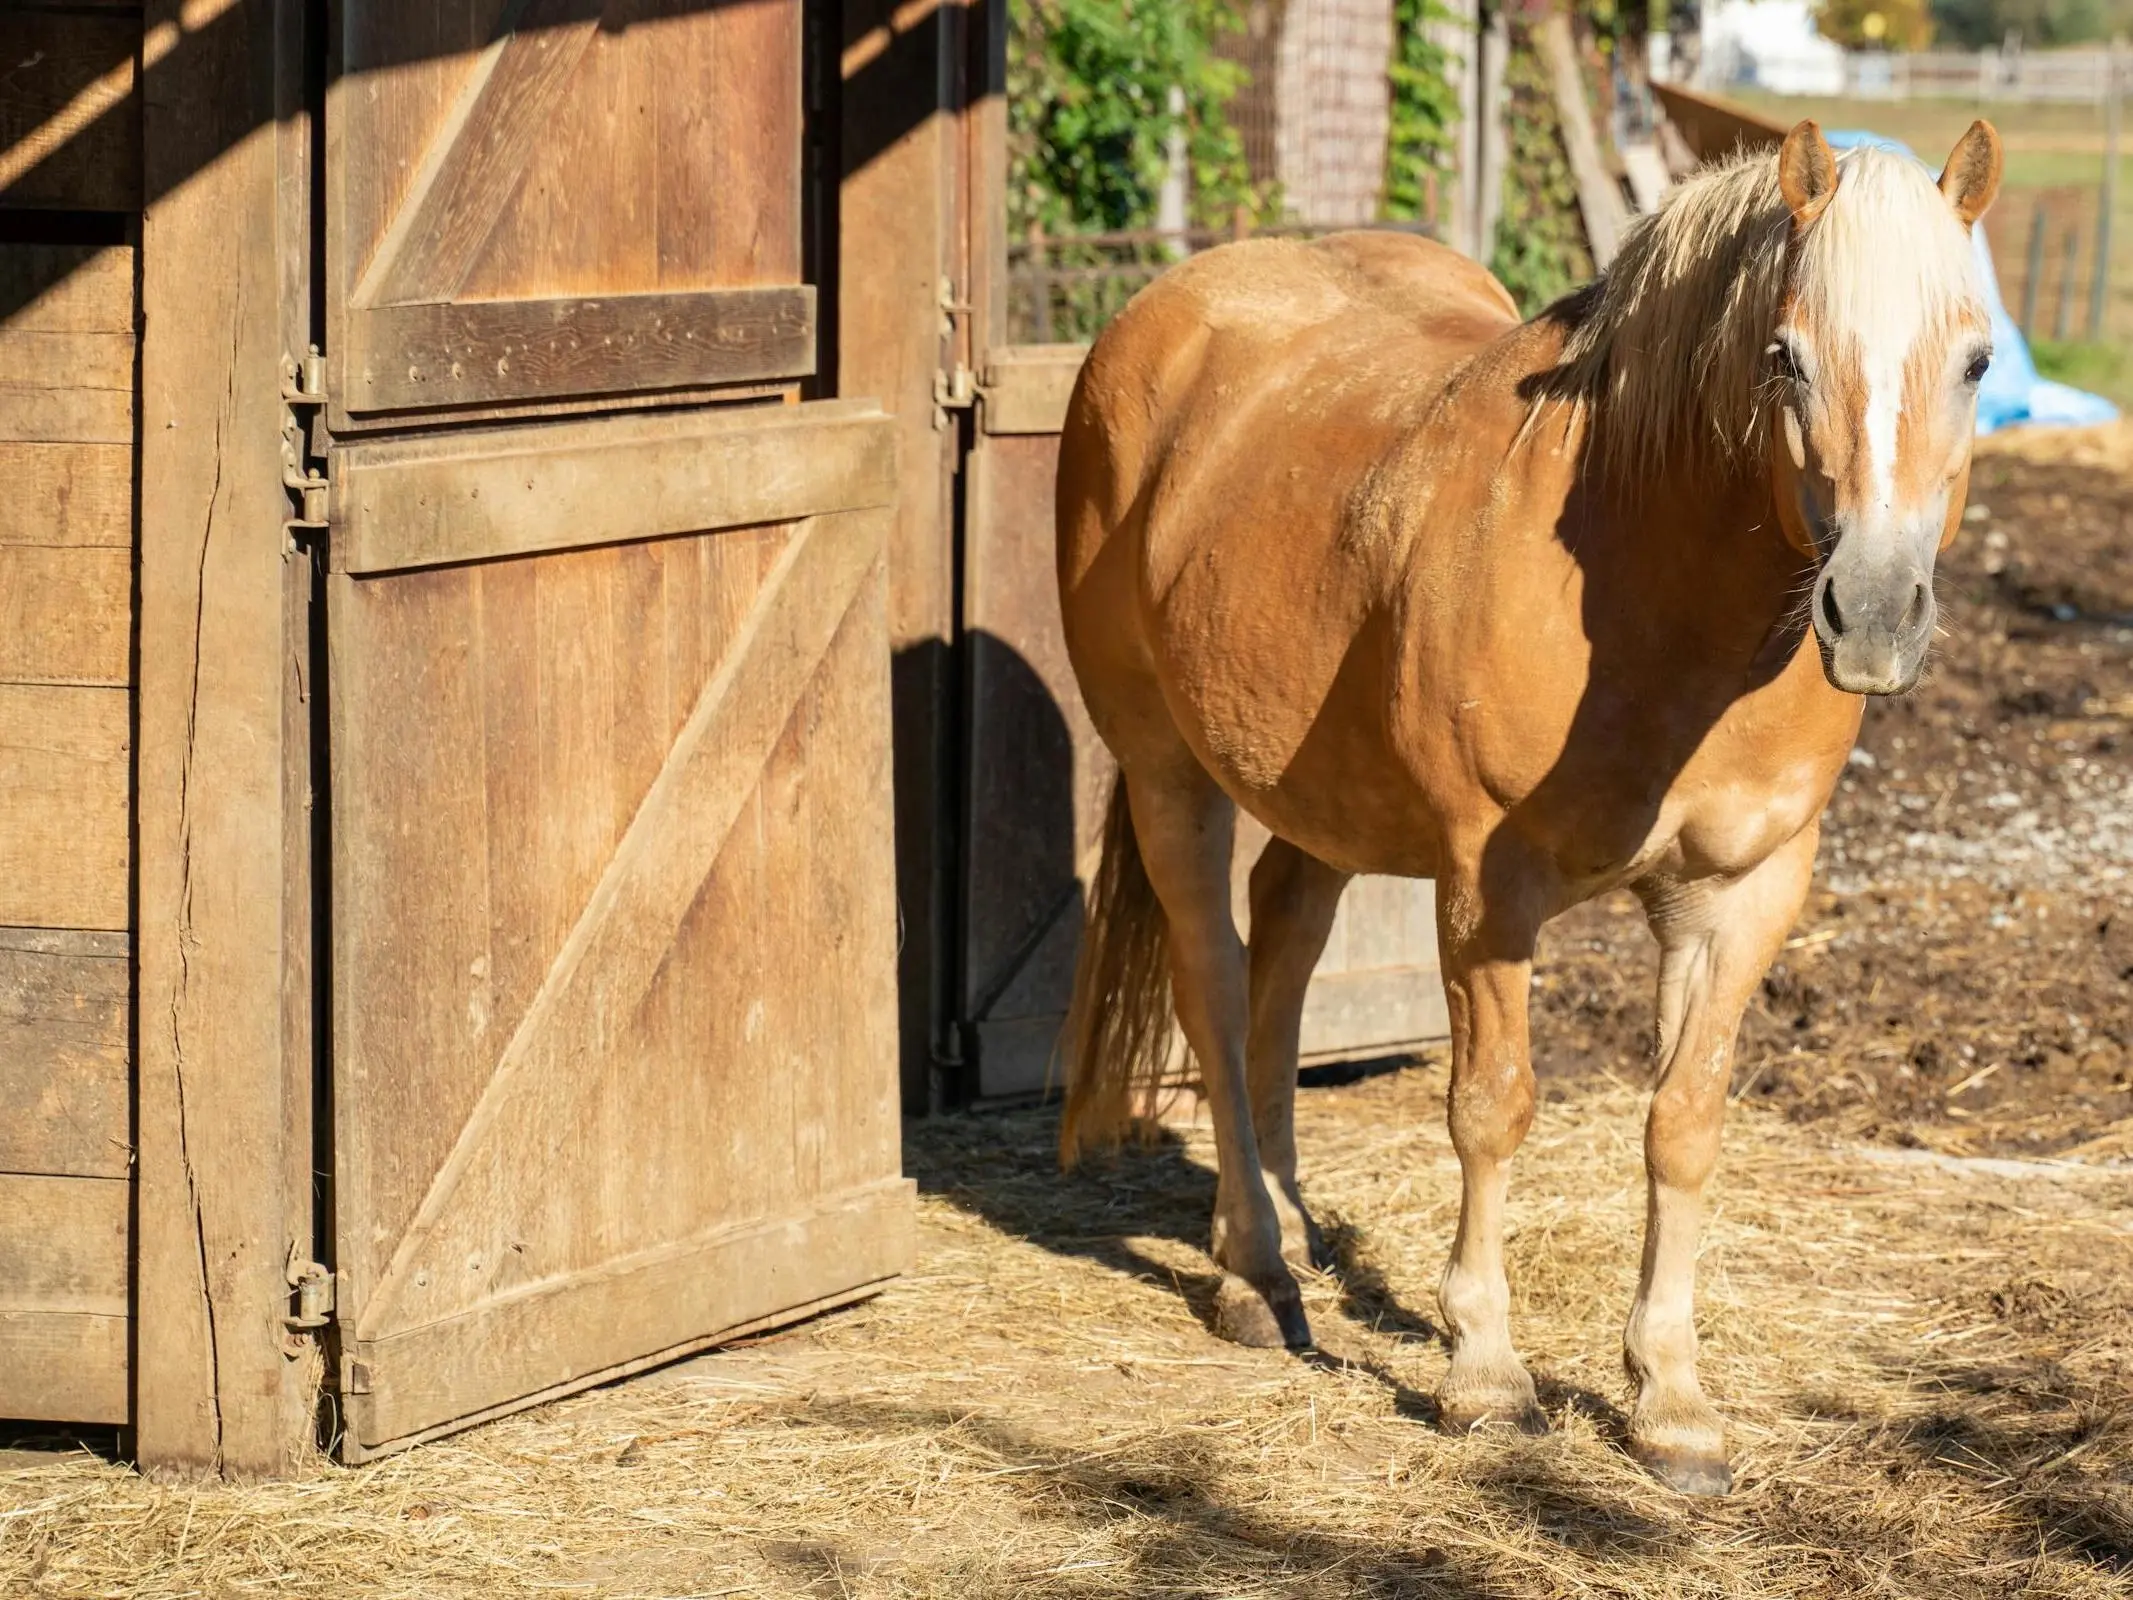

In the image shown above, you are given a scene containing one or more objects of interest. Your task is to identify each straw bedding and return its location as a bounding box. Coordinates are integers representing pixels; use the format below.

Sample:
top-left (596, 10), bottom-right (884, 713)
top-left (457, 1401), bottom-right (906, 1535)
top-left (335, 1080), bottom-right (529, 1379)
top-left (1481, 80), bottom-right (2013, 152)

top-left (3, 424), bottom-right (2128, 1599)
top-left (8, 1063), bottom-right (2133, 1598)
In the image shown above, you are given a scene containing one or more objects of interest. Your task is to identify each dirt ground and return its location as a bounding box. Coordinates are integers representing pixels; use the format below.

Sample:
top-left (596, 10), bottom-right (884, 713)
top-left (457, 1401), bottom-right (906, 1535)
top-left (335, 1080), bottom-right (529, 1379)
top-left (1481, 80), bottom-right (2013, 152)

top-left (2, 425), bottom-right (2129, 1598)
top-left (1539, 420), bottom-right (2131, 1158)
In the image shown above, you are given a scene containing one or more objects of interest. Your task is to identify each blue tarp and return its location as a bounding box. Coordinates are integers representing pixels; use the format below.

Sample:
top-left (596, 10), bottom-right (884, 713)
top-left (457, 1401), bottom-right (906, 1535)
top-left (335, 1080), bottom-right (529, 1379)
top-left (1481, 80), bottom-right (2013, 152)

top-left (1825, 129), bottom-right (2118, 435)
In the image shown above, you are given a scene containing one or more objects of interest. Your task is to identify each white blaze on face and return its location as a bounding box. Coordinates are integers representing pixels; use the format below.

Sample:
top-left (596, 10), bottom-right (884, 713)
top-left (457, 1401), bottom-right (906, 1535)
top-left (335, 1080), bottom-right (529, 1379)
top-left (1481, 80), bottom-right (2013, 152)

top-left (1860, 346), bottom-right (1903, 516)
top-left (1793, 148), bottom-right (1984, 532)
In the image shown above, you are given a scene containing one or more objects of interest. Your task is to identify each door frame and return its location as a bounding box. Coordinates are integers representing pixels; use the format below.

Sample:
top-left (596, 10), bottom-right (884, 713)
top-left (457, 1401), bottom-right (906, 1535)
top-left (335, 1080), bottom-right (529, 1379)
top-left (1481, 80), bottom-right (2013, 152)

top-left (134, 0), bottom-right (322, 1477)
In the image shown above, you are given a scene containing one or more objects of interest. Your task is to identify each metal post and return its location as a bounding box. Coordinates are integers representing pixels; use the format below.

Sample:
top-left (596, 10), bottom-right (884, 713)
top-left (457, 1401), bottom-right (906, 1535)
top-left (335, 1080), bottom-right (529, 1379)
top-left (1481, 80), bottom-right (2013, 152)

top-left (2090, 36), bottom-right (2121, 340)
top-left (2023, 201), bottom-right (2047, 334)
top-left (2056, 222), bottom-right (2082, 341)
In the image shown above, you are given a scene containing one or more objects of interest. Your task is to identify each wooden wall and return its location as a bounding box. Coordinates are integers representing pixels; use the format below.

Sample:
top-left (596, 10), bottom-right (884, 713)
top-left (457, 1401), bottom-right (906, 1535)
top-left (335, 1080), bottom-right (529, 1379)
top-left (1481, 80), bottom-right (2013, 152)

top-left (0, 241), bottom-right (137, 1424)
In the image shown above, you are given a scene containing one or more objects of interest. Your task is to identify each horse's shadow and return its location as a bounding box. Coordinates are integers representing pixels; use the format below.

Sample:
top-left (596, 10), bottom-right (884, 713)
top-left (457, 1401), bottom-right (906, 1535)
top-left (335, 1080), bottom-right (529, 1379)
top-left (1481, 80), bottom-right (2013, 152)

top-left (900, 1090), bottom-right (1625, 1439)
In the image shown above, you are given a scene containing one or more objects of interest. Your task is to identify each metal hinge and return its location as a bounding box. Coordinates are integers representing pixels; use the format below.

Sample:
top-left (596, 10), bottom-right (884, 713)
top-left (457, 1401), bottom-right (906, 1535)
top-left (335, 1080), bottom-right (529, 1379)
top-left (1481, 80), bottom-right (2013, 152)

top-left (281, 1257), bottom-right (334, 1357)
top-left (281, 344), bottom-right (329, 546)
top-left (933, 276), bottom-right (976, 428)
top-left (933, 363), bottom-right (976, 414)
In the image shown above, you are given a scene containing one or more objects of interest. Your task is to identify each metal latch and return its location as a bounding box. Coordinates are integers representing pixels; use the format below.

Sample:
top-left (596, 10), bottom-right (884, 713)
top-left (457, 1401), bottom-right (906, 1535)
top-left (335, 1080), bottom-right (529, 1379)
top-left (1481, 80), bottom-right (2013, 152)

top-left (284, 1260), bottom-right (335, 1332)
top-left (282, 344), bottom-right (329, 542)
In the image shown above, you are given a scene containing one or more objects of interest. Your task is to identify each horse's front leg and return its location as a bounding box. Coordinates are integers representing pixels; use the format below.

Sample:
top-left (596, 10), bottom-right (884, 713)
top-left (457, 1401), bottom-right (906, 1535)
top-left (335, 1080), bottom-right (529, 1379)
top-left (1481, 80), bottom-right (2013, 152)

top-left (1435, 869), bottom-right (1548, 1435)
top-left (1627, 825), bottom-right (1819, 1495)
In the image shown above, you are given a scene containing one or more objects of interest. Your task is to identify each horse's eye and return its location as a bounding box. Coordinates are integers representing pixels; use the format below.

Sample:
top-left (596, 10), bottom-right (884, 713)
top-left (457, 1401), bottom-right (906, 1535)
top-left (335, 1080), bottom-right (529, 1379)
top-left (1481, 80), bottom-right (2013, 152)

top-left (1768, 339), bottom-right (1805, 384)
top-left (1964, 350), bottom-right (1992, 386)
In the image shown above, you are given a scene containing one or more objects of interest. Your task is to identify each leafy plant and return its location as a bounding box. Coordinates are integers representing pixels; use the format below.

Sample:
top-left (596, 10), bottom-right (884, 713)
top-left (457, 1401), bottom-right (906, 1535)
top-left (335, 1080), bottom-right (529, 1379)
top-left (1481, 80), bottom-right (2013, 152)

top-left (1383, 0), bottom-right (1462, 223)
top-left (1007, 0), bottom-right (1269, 239)
top-left (1489, 22), bottom-right (1594, 314)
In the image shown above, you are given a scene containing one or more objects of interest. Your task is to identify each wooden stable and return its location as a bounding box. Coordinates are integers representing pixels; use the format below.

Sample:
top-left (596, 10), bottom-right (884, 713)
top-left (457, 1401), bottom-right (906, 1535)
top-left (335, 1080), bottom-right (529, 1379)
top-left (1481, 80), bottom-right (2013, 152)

top-left (0, 0), bottom-right (1445, 1474)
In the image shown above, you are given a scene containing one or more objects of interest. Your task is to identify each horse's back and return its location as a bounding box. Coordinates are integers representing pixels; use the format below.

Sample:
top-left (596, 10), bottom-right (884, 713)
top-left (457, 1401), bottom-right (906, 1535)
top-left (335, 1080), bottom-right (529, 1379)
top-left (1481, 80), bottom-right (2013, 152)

top-left (1059, 231), bottom-right (1518, 586)
top-left (1056, 233), bottom-right (1523, 854)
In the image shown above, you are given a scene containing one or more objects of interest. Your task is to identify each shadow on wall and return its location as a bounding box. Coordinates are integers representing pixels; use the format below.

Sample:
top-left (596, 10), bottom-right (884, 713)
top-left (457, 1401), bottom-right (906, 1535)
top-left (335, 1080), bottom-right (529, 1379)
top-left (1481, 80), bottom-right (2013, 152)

top-left (890, 631), bottom-right (1086, 1112)
top-left (0, 0), bottom-right (956, 323)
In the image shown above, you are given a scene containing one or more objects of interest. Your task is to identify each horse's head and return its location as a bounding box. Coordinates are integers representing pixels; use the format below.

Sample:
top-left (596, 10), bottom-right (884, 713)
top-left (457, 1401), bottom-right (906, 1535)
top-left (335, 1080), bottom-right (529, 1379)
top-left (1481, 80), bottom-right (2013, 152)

top-left (1767, 119), bottom-right (2001, 695)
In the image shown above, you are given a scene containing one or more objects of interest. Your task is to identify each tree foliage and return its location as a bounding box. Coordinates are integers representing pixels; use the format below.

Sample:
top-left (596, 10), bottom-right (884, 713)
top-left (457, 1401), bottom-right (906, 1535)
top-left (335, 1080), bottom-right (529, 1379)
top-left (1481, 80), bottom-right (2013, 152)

top-left (1927, 0), bottom-right (2129, 47)
top-left (1817, 0), bottom-right (1935, 49)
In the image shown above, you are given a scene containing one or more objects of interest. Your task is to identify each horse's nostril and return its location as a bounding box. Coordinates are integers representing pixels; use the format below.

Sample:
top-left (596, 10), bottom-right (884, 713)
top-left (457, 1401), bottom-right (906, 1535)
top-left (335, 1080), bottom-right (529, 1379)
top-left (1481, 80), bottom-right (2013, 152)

top-left (1901, 582), bottom-right (1929, 636)
top-left (1817, 577), bottom-right (1845, 637)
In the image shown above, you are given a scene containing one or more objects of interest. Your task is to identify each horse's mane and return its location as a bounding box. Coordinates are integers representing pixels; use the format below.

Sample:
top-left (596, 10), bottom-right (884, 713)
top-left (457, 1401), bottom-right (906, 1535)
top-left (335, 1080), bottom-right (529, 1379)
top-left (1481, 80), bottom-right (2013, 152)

top-left (1531, 143), bottom-right (1977, 490)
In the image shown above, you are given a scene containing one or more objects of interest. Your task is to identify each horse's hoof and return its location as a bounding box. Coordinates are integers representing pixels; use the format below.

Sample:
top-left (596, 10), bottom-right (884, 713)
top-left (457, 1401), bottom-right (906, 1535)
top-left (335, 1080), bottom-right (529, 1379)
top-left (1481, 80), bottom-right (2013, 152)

top-left (1632, 1444), bottom-right (1734, 1497)
top-left (1438, 1398), bottom-right (1549, 1437)
top-left (1213, 1274), bottom-right (1313, 1349)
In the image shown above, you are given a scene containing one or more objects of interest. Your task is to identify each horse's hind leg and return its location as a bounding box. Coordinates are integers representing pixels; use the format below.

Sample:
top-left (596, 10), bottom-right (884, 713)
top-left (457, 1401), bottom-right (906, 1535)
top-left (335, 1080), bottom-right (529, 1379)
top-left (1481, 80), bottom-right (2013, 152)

top-left (1126, 765), bottom-right (1312, 1348)
top-left (1247, 837), bottom-right (1350, 1271)
top-left (1625, 825), bottom-right (1818, 1496)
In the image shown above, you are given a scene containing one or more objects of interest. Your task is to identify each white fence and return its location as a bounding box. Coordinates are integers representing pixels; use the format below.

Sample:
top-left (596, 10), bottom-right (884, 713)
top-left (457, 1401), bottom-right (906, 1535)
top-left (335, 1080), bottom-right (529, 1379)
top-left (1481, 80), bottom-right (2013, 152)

top-left (1708, 45), bottom-right (2123, 104)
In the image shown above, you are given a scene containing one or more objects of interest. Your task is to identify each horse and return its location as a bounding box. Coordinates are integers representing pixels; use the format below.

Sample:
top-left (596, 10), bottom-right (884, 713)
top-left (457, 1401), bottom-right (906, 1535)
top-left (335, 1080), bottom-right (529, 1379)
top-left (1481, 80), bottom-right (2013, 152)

top-left (1053, 118), bottom-right (2002, 1495)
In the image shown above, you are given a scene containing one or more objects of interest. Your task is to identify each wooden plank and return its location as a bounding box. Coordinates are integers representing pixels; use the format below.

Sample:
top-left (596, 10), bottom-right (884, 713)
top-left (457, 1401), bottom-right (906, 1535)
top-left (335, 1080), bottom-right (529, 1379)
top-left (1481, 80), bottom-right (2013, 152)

top-left (0, 684), bottom-right (128, 929)
top-left (0, 546), bottom-right (131, 685)
top-left (0, 244), bottom-right (134, 330)
top-left (0, 319), bottom-right (135, 443)
top-left (0, 329), bottom-right (133, 385)
top-left (0, 1174), bottom-right (128, 1314)
top-left (0, 443), bottom-right (133, 547)
top-left (0, 1312), bottom-right (128, 1424)
top-left (0, 255), bottom-right (135, 446)
top-left (1650, 81), bottom-right (1786, 164)
top-left (0, 13), bottom-right (141, 211)
top-left (331, 400), bottom-right (896, 574)
top-left (980, 345), bottom-right (1086, 435)
top-left (356, 3), bottom-right (604, 307)
top-left (343, 1178), bottom-right (914, 1456)
top-left (0, 381), bottom-right (132, 443)
top-left (344, 286), bottom-right (816, 414)
top-left (1533, 13), bottom-right (1629, 269)
top-left (1297, 967), bottom-right (1451, 1065)
top-left (842, 0), bottom-right (959, 1110)
top-left (0, 927), bottom-right (130, 1178)
top-left (135, 0), bottom-right (313, 1478)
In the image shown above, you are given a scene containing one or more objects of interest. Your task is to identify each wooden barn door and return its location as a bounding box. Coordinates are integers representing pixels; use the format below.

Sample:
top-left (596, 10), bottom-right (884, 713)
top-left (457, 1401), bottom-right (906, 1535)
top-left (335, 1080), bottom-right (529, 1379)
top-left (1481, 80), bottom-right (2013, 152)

top-left (321, 0), bottom-right (910, 1460)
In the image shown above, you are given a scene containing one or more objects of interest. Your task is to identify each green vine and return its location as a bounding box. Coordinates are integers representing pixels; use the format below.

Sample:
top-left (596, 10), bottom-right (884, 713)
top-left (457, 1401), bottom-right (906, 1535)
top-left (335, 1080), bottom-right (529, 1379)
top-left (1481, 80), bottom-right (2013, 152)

top-left (1488, 24), bottom-right (1594, 315)
top-left (1382, 0), bottom-right (1461, 224)
top-left (1007, 0), bottom-right (1270, 239)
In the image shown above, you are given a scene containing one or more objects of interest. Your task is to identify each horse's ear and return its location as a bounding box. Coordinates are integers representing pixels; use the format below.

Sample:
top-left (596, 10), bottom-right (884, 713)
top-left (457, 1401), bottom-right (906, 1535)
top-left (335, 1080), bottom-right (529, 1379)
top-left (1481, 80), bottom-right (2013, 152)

top-left (1938, 120), bottom-right (2003, 227)
top-left (1778, 120), bottom-right (1839, 227)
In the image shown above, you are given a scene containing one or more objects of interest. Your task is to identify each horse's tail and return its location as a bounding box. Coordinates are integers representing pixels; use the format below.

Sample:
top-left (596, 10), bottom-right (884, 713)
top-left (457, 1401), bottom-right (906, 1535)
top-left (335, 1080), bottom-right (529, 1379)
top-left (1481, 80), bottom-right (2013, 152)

top-left (1058, 775), bottom-right (1177, 1168)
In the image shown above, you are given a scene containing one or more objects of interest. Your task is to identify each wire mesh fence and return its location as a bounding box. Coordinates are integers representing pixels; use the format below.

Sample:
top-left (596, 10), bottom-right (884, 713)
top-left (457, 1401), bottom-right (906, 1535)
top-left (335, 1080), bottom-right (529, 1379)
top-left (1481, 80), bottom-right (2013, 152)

top-left (1009, 219), bottom-right (1438, 344)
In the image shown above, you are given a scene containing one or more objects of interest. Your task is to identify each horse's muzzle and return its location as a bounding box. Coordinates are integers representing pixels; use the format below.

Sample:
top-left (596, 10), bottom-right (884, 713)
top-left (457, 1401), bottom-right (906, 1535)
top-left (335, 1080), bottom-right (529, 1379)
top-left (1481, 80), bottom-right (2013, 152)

top-left (1810, 557), bottom-right (1934, 695)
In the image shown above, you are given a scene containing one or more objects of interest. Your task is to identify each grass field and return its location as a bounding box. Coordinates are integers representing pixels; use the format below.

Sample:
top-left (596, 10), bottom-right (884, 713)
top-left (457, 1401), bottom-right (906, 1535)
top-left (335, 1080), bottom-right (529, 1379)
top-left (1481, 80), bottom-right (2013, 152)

top-left (1732, 90), bottom-right (2133, 399)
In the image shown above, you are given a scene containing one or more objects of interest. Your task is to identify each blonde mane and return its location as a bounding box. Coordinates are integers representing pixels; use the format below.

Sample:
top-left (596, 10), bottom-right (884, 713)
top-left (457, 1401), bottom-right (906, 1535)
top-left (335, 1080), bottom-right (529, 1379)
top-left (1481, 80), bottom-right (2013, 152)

top-left (1540, 143), bottom-right (1982, 489)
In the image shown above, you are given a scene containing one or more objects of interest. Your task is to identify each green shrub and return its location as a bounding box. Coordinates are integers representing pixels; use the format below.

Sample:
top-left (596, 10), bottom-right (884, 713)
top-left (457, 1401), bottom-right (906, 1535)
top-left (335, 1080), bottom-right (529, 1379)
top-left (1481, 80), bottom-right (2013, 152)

top-left (1383, 0), bottom-right (1462, 223)
top-left (1007, 0), bottom-right (1267, 238)
top-left (1489, 26), bottom-right (1594, 314)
